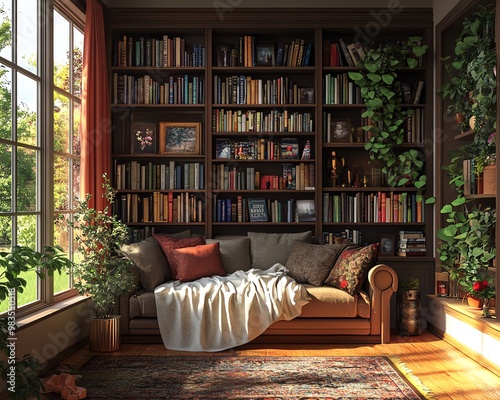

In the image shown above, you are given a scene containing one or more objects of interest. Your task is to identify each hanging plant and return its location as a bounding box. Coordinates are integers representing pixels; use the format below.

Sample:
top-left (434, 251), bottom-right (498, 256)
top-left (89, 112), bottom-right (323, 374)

top-left (348, 36), bottom-right (430, 195)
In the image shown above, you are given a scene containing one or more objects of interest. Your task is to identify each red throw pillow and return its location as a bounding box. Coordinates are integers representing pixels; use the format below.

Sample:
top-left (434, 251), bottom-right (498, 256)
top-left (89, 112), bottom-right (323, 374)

top-left (152, 234), bottom-right (206, 279)
top-left (170, 242), bottom-right (226, 282)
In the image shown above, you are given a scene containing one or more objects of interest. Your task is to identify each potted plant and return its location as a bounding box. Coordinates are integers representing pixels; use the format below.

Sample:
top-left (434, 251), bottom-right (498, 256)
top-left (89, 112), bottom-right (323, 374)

top-left (0, 246), bottom-right (72, 399)
top-left (70, 175), bottom-right (135, 352)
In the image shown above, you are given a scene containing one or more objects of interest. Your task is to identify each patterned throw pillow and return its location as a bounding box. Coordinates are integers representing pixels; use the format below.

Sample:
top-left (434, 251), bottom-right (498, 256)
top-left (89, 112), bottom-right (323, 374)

top-left (152, 235), bottom-right (206, 279)
top-left (170, 242), bottom-right (226, 282)
top-left (285, 241), bottom-right (347, 286)
top-left (324, 243), bottom-right (379, 295)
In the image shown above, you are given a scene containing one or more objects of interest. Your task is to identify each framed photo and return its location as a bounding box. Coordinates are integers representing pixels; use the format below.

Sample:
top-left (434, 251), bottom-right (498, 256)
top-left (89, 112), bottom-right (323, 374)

top-left (331, 119), bottom-right (352, 142)
top-left (131, 122), bottom-right (156, 154)
top-left (255, 41), bottom-right (275, 66)
top-left (159, 122), bottom-right (201, 155)
top-left (380, 234), bottom-right (395, 256)
top-left (215, 42), bottom-right (233, 67)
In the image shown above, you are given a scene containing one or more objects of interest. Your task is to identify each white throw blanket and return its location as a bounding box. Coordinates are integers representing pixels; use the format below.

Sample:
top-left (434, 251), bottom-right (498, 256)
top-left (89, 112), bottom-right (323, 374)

top-left (154, 264), bottom-right (310, 352)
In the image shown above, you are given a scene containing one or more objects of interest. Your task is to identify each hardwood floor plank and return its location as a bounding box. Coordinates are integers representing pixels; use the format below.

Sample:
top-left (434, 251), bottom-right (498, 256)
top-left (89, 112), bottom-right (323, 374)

top-left (59, 331), bottom-right (500, 400)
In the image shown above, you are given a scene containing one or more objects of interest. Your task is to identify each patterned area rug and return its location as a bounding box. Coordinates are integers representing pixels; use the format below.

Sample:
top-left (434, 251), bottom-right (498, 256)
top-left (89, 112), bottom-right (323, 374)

top-left (78, 355), bottom-right (435, 399)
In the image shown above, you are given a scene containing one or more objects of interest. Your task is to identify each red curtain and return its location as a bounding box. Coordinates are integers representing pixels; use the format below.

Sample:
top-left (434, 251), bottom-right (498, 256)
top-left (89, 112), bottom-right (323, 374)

top-left (80, 0), bottom-right (110, 211)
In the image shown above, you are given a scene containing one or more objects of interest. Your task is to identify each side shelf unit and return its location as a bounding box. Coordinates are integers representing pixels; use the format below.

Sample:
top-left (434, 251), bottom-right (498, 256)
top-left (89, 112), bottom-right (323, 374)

top-left (105, 8), bottom-right (434, 267)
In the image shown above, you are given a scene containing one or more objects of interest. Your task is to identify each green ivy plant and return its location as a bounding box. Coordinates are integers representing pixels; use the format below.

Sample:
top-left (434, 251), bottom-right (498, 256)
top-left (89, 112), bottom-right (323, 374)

top-left (348, 36), bottom-right (432, 201)
top-left (68, 175), bottom-right (135, 318)
top-left (0, 246), bottom-right (72, 399)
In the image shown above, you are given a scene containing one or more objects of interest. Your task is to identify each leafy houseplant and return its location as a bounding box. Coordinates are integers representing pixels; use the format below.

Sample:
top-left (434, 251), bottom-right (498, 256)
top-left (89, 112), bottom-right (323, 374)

top-left (0, 246), bottom-right (72, 399)
top-left (69, 175), bottom-right (135, 351)
top-left (348, 36), bottom-right (431, 195)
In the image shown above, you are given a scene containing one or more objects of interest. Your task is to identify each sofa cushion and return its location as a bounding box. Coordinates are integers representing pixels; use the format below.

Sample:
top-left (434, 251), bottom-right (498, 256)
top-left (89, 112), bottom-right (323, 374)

top-left (206, 237), bottom-right (252, 273)
top-left (170, 242), bottom-right (226, 282)
top-left (285, 241), bottom-right (347, 286)
top-left (324, 243), bottom-right (379, 295)
top-left (152, 235), bottom-right (206, 279)
top-left (248, 231), bottom-right (313, 270)
top-left (129, 290), bottom-right (157, 319)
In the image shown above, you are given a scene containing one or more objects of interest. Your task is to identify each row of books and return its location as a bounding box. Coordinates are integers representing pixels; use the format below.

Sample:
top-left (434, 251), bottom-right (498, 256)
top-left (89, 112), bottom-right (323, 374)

top-left (113, 35), bottom-right (205, 67)
top-left (322, 230), bottom-right (363, 245)
top-left (397, 230), bottom-right (426, 257)
top-left (213, 197), bottom-right (315, 223)
top-left (322, 192), bottom-right (425, 223)
top-left (212, 109), bottom-right (314, 133)
top-left (323, 73), bottom-right (363, 105)
top-left (322, 38), bottom-right (366, 67)
top-left (117, 192), bottom-right (204, 224)
top-left (125, 226), bottom-right (153, 244)
top-left (115, 161), bottom-right (204, 191)
top-left (112, 74), bottom-right (204, 105)
top-left (215, 137), bottom-right (311, 160)
top-left (213, 75), bottom-right (313, 105)
top-left (463, 158), bottom-right (477, 195)
top-left (211, 163), bottom-right (315, 191)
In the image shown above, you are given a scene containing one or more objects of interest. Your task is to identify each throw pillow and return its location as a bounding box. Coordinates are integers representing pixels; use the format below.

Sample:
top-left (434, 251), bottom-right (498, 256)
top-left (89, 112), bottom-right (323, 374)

top-left (152, 234), bottom-right (206, 279)
top-left (206, 237), bottom-right (252, 273)
top-left (170, 242), bottom-right (226, 282)
top-left (285, 241), bottom-right (348, 286)
top-left (324, 243), bottom-right (379, 295)
top-left (247, 231), bottom-right (313, 270)
top-left (121, 239), bottom-right (169, 291)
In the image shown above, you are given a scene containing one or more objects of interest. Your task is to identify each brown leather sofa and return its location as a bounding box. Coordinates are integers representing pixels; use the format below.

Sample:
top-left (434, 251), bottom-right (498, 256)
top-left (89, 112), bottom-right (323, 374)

top-left (119, 232), bottom-right (398, 345)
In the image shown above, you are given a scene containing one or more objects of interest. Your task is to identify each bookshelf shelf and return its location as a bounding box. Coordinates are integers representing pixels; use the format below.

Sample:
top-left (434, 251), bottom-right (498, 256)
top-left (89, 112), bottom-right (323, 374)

top-left (108, 8), bottom-right (433, 248)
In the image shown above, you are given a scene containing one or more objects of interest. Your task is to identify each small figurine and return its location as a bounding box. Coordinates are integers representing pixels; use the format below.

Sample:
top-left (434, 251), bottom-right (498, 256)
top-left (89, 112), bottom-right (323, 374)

top-left (330, 151), bottom-right (339, 187)
top-left (301, 140), bottom-right (311, 160)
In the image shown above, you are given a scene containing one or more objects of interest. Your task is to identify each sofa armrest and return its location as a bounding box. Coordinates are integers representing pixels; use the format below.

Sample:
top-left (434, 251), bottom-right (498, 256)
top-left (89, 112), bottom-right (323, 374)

top-left (367, 263), bottom-right (398, 344)
top-left (119, 265), bottom-right (141, 335)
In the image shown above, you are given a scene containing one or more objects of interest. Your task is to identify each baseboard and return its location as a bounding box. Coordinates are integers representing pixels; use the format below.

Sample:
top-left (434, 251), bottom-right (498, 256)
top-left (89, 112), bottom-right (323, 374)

top-left (428, 324), bottom-right (500, 378)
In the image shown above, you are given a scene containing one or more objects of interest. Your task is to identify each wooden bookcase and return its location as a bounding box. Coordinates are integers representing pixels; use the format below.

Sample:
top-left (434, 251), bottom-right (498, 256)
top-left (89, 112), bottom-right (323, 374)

top-left (105, 8), bottom-right (435, 299)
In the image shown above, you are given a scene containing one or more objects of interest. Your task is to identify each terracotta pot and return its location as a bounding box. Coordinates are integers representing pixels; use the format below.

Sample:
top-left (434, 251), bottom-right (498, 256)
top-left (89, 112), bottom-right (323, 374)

top-left (455, 113), bottom-right (465, 124)
top-left (483, 164), bottom-right (496, 194)
top-left (466, 295), bottom-right (483, 309)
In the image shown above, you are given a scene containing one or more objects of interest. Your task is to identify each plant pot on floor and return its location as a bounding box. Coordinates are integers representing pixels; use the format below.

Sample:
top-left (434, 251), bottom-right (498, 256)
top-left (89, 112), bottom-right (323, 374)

top-left (397, 289), bottom-right (422, 336)
top-left (89, 315), bottom-right (121, 352)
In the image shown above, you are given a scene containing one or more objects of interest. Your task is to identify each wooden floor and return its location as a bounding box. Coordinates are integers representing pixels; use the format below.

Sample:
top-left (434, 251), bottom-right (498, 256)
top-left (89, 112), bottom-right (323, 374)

top-left (61, 331), bottom-right (500, 400)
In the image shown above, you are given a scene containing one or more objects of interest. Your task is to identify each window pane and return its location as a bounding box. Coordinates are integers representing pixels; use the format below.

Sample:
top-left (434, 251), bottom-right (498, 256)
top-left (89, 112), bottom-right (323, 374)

top-left (53, 216), bottom-right (71, 293)
top-left (16, 214), bottom-right (38, 308)
top-left (0, 143), bottom-right (12, 211)
top-left (0, 215), bottom-right (12, 249)
top-left (53, 10), bottom-right (69, 91)
top-left (16, 146), bottom-right (37, 211)
top-left (73, 157), bottom-right (80, 202)
top-left (54, 92), bottom-right (69, 152)
top-left (73, 27), bottom-right (83, 96)
top-left (16, 72), bottom-right (37, 145)
top-left (0, 63), bottom-right (12, 140)
top-left (54, 155), bottom-right (69, 210)
top-left (73, 101), bottom-right (80, 155)
top-left (16, 0), bottom-right (37, 74)
top-left (0, 1), bottom-right (12, 61)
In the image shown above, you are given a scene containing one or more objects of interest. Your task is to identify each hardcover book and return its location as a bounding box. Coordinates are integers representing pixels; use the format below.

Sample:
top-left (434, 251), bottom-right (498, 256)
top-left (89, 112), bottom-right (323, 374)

top-left (248, 198), bottom-right (268, 222)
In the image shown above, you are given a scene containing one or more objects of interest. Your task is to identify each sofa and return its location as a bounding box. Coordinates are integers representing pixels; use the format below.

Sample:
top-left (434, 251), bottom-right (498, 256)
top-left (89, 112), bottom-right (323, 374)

top-left (119, 231), bottom-right (398, 346)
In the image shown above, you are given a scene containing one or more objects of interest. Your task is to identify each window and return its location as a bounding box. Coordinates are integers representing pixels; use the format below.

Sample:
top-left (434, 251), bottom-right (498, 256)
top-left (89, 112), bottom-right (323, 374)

top-left (0, 0), bottom-right (84, 315)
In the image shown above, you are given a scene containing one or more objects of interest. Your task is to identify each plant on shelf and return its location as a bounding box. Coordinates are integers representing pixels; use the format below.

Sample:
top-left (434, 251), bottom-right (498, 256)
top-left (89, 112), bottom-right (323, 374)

top-left (348, 36), bottom-right (432, 201)
top-left (68, 174), bottom-right (135, 351)
top-left (0, 246), bottom-right (72, 399)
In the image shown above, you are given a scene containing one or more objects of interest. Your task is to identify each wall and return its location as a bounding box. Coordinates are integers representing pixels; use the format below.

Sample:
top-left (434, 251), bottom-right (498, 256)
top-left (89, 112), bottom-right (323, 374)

top-left (433, 0), bottom-right (462, 24)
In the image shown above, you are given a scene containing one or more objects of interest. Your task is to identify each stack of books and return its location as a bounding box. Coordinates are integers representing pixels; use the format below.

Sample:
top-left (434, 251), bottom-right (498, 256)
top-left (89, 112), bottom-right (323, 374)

top-left (397, 230), bottom-right (426, 257)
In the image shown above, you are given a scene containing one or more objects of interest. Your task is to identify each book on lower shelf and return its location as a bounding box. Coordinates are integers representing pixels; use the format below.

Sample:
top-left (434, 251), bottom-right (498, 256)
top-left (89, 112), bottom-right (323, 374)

top-left (247, 198), bottom-right (269, 222)
top-left (397, 230), bottom-right (426, 257)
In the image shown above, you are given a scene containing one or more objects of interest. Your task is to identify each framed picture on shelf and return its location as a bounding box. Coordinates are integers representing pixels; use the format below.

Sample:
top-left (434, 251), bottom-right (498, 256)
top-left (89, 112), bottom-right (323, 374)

top-left (159, 122), bottom-right (201, 155)
top-left (215, 42), bottom-right (233, 67)
top-left (131, 122), bottom-right (156, 154)
top-left (331, 119), bottom-right (352, 142)
top-left (380, 234), bottom-right (395, 256)
top-left (255, 41), bottom-right (275, 66)
top-left (295, 199), bottom-right (316, 222)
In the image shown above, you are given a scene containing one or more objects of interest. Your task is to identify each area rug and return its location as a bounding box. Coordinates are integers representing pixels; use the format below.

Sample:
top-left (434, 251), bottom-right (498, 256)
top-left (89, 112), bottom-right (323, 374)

top-left (77, 355), bottom-right (435, 399)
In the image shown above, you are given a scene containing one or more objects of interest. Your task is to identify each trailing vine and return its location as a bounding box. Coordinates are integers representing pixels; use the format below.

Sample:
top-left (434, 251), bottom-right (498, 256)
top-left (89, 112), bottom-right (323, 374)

top-left (349, 36), bottom-right (429, 193)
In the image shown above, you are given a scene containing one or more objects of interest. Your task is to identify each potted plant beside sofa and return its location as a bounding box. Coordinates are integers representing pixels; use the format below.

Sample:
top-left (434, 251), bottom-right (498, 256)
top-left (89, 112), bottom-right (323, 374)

top-left (397, 277), bottom-right (422, 336)
top-left (70, 175), bottom-right (135, 352)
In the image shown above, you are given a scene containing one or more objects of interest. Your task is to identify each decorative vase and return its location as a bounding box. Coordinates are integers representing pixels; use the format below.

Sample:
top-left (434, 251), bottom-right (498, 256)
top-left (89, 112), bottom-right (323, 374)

top-left (89, 315), bottom-right (121, 352)
top-left (483, 164), bottom-right (496, 194)
top-left (455, 113), bottom-right (465, 124)
top-left (466, 295), bottom-right (483, 310)
top-left (397, 289), bottom-right (422, 336)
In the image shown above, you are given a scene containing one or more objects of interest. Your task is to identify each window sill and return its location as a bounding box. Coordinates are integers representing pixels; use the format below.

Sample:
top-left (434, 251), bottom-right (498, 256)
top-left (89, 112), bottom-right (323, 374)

top-left (15, 295), bottom-right (91, 331)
